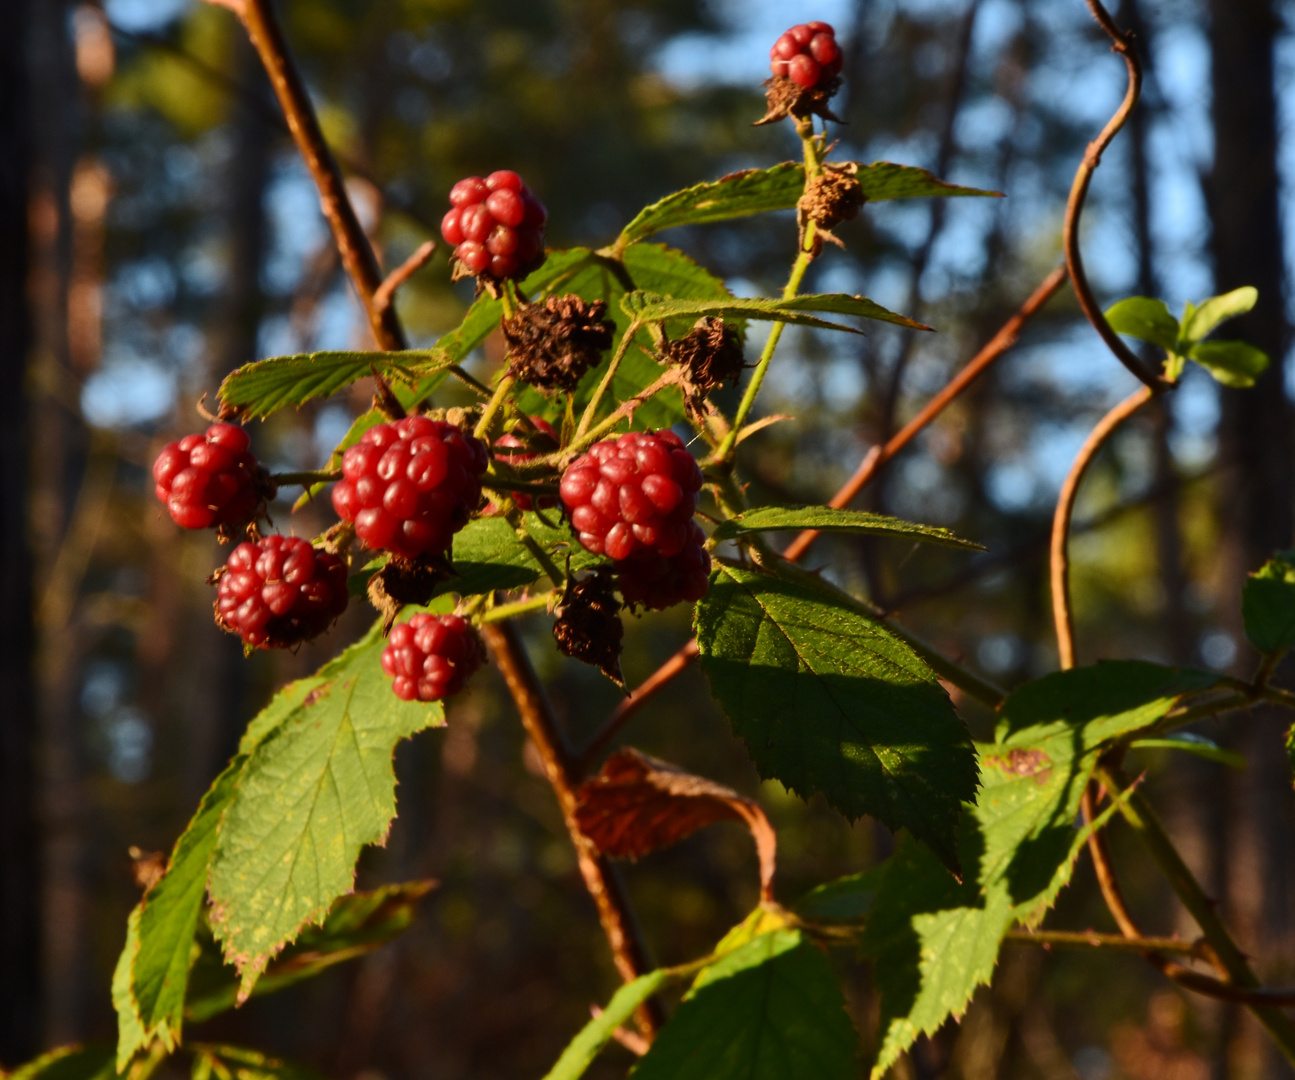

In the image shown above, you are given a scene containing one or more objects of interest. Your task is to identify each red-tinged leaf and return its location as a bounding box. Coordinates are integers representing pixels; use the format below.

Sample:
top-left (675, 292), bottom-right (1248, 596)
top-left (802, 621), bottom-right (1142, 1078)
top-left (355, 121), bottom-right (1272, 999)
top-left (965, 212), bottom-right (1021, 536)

top-left (576, 749), bottom-right (777, 900)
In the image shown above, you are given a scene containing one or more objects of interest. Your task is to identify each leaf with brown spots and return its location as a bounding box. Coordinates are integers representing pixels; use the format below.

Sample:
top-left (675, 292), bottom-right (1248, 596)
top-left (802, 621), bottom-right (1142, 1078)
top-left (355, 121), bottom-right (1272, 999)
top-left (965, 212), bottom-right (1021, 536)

top-left (576, 749), bottom-right (777, 901)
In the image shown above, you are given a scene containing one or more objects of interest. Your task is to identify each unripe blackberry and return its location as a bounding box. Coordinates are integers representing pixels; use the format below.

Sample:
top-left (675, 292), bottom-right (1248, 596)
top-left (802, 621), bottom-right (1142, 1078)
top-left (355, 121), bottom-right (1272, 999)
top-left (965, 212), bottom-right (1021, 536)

top-left (616, 522), bottom-right (712, 611)
top-left (559, 430), bottom-right (703, 562)
top-left (213, 535), bottom-right (348, 648)
top-left (331, 416), bottom-right (489, 560)
top-left (381, 613), bottom-right (485, 702)
top-left (491, 416), bottom-right (559, 512)
top-left (441, 170), bottom-right (547, 281)
top-left (153, 422), bottom-right (267, 530)
top-left (770, 21), bottom-right (842, 89)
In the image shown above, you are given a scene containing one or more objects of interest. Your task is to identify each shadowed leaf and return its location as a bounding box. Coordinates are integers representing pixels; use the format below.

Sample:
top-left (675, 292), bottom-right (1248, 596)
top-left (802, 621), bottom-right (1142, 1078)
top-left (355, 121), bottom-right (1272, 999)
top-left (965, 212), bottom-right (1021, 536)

top-left (712, 506), bottom-right (980, 549)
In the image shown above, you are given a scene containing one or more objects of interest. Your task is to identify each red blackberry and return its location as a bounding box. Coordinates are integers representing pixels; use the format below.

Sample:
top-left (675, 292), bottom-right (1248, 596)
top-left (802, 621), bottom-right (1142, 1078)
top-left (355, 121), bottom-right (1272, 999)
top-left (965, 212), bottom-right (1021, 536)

top-left (491, 416), bottom-right (559, 512)
top-left (559, 430), bottom-right (703, 562)
top-left (616, 522), bottom-right (712, 611)
top-left (440, 170), bottom-right (547, 281)
top-left (770, 21), bottom-right (842, 89)
top-left (381, 613), bottom-right (485, 702)
top-left (153, 422), bottom-right (266, 530)
top-left (331, 416), bottom-right (489, 560)
top-left (214, 535), bottom-right (348, 648)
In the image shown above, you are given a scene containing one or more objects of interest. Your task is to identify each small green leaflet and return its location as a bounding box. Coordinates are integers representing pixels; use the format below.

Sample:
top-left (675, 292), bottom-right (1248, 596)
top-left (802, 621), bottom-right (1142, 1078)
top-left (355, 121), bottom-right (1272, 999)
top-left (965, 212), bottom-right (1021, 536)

top-left (1105, 297), bottom-right (1179, 352)
top-left (1188, 340), bottom-right (1269, 387)
top-left (617, 161), bottom-right (999, 245)
top-left (541, 969), bottom-right (673, 1080)
top-left (694, 562), bottom-right (977, 875)
top-left (113, 756), bottom-right (246, 1067)
top-left (863, 660), bottom-right (1221, 1076)
top-left (629, 930), bottom-right (859, 1080)
top-left (1180, 285), bottom-right (1257, 343)
top-left (207, 621), bottom-right (444, 999)
top-left (218, 350), bottom-right (453, 419)
top-left (711, 505), bottom-right (980, 549)
top-left (185, 880), bottom-right (436, 1022)
top-left (1130, 734), bottom-right (1245, 769)
top-left (512, 243), bottom-right (734, 430)
top-left (623, 290), bottom-right (928, 333)
top-left (1242, 549), bottom-right (1295, 653)
top-left (7, 1045), bottom-right (117, 1080)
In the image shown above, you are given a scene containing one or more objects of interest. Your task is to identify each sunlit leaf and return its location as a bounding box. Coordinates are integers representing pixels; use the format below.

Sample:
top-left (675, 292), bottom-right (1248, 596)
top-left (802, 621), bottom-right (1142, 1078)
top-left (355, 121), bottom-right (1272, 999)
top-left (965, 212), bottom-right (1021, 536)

top-left (1180, 285), bottom-right (1258, 343)
top-left (1104, 296), bottom-right (1179, 352)
top-left (1188, 340), bottom-right (1269, 387)
top-left (711, 505), bottom-right (980, 549)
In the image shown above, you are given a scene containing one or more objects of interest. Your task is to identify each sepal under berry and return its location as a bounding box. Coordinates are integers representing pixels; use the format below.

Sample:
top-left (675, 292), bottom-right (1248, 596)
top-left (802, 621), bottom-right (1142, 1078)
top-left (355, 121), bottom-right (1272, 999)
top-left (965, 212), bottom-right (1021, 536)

top-left (553, 571), bottom-right (625, 687)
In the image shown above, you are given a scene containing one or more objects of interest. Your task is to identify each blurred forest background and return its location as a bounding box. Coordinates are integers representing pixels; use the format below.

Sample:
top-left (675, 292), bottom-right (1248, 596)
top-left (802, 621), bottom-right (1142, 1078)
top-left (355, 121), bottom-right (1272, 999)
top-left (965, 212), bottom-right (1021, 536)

top-left (2, 0), bottom-right (1294, 1077)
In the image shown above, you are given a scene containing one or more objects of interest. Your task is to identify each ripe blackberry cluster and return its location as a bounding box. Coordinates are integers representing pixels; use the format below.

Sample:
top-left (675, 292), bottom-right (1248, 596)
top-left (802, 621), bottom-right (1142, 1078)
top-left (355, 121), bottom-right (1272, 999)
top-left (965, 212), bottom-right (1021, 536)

top-left (382, 613), bottom-right (485, 702)
top-left (441, 170), bottom-right (547, 280)
top-left (617, 523), bottom-right (712, 612)
top-left (214, 535), bottom-right (348, 648)
top-left (770, 22), bottom-right (842, 89)
top-left (491, 416), bottom-right (559, 512)
top-left (331, 416), bottom-right (489, 560)
top-left (153, 422), bottom-right (266, 530)
top-left (560, 431), bottom-right (711, 608)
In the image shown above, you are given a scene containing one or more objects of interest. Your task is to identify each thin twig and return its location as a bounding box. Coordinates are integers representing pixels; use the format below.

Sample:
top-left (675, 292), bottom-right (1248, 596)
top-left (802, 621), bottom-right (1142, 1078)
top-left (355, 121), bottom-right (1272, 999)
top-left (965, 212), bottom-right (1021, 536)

top-left (782, 264), bottom-right (1068, 563)
top-left (1062, 1), bottom-right (1167, 391)
top-left (481, 623), bottom-right (663, 1038)
top-left (372, 240), bottom-right (436, 317)
top-left (1050, 385), bottom-right (1154, 669)
top-left (222, 0), bottom-right (661, 1035)
top-left (1004, 929), bottom-right (1207, 957)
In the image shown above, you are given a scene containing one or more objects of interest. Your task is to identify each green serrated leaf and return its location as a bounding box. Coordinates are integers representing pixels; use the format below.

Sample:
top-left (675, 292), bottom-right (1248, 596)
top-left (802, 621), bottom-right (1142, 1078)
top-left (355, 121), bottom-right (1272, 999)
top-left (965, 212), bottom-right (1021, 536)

top-left (694, 562), bottom-right (977, 875)
top-left (513, 243), bottom-right (733, 431)
top-left (218, 351), bottom-right (452, 420)
top-left (115, 756), bottom-right (247, 1066)
top-left (863, 718), bottom-right (1129, 1077)
top-left (542, 969), bottom-right (673, 1080)
top-left (711, 506), bottom-right (980, 549)
top-left (630, 930), bottom-right (859, 1080)
top-left (1188, 340), bottom-right (1270, 388)
top-left (1180, 285), bottom-right (1258, 344)
top-left (1130, 734), bottom-right (1246, 768)
top-left (617, 161), bottom-right (998, 245)
top-left (794, 866), bottom-right (887, 923)
top-left (993, 661), bottom-right (1219, 744)
top-left (1243, 549), bottom-right (1295, 653)
top-left (627, 292), bottom-right (928, 333)
top-left (1104, 297), bottom-right (1180, 352)
top-left (8, 1046), bottom-right (116, 1080)
top-left (185, 880), bottom-right (436, 1022)
top-left (207, 621), bottom-right (444, 999)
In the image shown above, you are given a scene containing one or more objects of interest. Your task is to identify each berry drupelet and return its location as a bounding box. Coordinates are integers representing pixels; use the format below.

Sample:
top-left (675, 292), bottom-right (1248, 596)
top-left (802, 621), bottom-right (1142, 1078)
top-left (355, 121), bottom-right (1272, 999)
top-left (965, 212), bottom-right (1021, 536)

top-left (770, 21), bottom-right (842, 89)
top-left (559, 430), bottom-right (704, 562)
top-left (441, 170), bottom-right (547, 280)
top-left (153, 422), bottom-right (266, 530)
top-left (382, 613), bottom-right (484, 702)
top-left (214, 535), bottom-right (348, 648)
top-left (331, 416), bottom-right (489, 561)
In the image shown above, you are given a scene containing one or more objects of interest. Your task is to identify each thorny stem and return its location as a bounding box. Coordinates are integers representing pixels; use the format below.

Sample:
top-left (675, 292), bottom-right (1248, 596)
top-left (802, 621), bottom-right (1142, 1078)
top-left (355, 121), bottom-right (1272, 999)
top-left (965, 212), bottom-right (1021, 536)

top-left (566, 369), bottom-right (681, 458)
top-left (574, 321), bottom-right (642, 443)
top-left (783, 264), bottom-right (1069, 563)
top-left (1004, 929), bottom-right (1208, 957)
top-left (270, 469), bottom-right (342, 486)
top-left (1063, 1), bottom-right (1168, 391)
top-left (480, 622), bottom-right (664, 1038)
top-left (1051, 384), bottom-right (1154, 669)
top-left (479, 592), bottom-right (555, 624)
top-left (473, 375), bottom-right (516, 442)
top-left (223, 0), bottom-right (661, 1034)
top-left (481, 476), bottom-right (561, 497)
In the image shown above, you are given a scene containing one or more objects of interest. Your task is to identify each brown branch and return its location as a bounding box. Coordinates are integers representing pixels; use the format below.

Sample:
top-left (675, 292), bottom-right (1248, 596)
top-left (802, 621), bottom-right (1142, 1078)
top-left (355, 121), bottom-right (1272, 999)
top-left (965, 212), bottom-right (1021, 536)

top-left (784, 266), bottom-right (1067, 563)
top-left (1004, 928), bottom-right (1208, 957)
top-left (1050, 384), bottom-right (1154, 669)
top-left (231, 0), bottom-right (406, 351)
top-left (1062, 1), bottom-right (1167, 391)
top-left (373, 240), bottom-right (436, 318)
top-left (219, 0), bottom-right (661, 1037)
top-left (482, 623), bottom-right (663, 1038)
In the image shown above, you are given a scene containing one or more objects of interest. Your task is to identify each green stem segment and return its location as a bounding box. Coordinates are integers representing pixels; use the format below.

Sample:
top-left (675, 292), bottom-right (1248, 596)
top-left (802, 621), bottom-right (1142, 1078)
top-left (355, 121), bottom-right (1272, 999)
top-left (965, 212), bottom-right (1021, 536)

top-left (1099, 767), bottom-right (1295, 1062)
top-left (480, 592), bottom-right (556, 624)
top-left (574, 321), bottom-right (641, 443)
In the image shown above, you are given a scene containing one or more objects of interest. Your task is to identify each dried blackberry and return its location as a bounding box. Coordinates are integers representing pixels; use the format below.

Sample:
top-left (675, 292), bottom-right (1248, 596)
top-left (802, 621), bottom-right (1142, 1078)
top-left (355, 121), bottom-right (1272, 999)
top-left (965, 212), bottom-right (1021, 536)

top-left (503, 294), bottom-right (614, 393)
top-left (663, 317), bottom-right (745, 418)
top-left (553, 572), bottom-right (625, 687)
top-left (754, 73), bottom-right (844, 127)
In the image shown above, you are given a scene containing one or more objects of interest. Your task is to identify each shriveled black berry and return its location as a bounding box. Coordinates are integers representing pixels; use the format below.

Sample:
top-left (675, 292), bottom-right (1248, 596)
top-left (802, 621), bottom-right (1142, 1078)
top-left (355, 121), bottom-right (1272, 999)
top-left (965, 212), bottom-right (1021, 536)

top-left (664, 317), bottom-right (745, 419)
top-left (553, 572), bottom-right (625, 687)
top-left (799, 166), bottom-right (865, 233)
top-left (503, 294), bottom-right (614, 393)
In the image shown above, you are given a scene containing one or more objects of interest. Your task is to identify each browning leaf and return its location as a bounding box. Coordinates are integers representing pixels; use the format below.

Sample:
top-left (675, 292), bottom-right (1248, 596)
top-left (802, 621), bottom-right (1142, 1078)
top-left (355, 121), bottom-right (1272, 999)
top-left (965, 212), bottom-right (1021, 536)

top-left (576, 749), bottom-right (777, 901)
